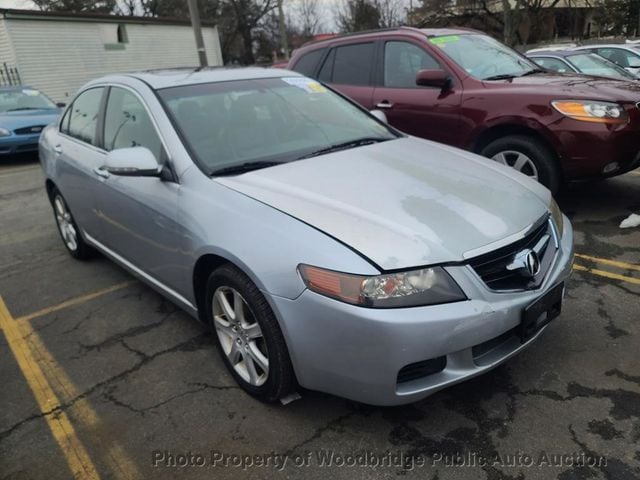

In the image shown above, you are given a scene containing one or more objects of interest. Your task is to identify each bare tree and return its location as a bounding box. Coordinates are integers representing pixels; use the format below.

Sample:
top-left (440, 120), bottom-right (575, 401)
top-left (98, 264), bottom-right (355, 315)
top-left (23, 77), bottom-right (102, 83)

top-left (33, 0), bottom-right (115, 12)
top-left (375, 0), bottom-right (404, 27)
top-left (295, 0), bottom-right (321, 37)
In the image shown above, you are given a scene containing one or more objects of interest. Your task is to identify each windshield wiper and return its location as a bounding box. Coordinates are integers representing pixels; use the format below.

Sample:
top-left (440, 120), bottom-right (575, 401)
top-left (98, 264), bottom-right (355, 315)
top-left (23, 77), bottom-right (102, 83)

top-left (297, 137), bottom-right (391, 160)
top-left (210, 161), bottom-right (285, 176)
top-left (482, 73), bottom-right (518, 81)
top-left (519, 68), bottom-right (545, 77)
top-left (6, 107), bottom-right (40, 112)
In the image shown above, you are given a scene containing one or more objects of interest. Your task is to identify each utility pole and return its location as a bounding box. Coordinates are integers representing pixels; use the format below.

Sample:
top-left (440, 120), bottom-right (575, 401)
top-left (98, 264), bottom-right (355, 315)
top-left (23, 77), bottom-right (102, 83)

top-left (277, 0), bottom-right (289, 60)
top-left (187, 0), bottom-right (208, 67)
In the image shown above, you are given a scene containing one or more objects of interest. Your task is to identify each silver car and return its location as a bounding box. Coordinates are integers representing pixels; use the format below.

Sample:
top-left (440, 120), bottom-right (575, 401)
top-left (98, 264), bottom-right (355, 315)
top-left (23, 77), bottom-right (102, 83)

top-left (39, 68), bottom-right (574, 406)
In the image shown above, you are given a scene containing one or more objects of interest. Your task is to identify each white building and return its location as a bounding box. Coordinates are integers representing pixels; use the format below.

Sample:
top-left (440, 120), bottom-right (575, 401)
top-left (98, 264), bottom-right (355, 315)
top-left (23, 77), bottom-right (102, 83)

top-left (0, 8), bottom-right (223, 102)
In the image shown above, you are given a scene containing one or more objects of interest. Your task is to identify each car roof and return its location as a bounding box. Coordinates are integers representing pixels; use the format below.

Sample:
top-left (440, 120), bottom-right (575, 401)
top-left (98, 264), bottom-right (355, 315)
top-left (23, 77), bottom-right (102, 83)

top-left (529, 50), bottom-right (593, 58)
top-left (91, 67), bottom-right (303, 90)
top-left (574, 44), bottom-right (638, 50)
top-left (296, 26), bottom-right (480, 50)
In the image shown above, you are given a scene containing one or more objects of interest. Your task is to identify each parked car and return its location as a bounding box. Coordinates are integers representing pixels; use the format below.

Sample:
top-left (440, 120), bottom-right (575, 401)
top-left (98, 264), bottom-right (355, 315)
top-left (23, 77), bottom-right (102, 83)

top-left (528, 50), bottom-right (636, 81)
top-left (571, 44), bottom-right (640, 78)
top-left (0, 86), bottom-right (62, 155)
top-left (526, 43), bottom-right (578, 54)
top-left (288, 27), bottom-right (640, 193)
top-left (39, 68), bottom-right (573, 406)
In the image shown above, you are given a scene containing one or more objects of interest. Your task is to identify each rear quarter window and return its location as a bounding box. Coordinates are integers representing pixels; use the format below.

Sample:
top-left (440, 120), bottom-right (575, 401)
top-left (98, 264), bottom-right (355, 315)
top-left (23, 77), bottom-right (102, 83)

top-left (292, 48), bottom-right (327, 77)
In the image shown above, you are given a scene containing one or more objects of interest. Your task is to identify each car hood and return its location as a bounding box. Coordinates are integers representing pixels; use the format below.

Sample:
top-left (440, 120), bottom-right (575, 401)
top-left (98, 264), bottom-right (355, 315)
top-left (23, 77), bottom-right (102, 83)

top-left (216, 137), bottom-right (551, 271)
top-left (483, 72), bottom-right (640, 102)
top-left (0, 109), bottom-right (61, 130)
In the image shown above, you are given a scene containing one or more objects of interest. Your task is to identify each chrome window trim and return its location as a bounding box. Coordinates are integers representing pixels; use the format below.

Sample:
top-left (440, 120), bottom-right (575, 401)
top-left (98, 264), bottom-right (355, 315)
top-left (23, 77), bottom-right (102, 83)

top-left (57, 82), bottom-right (174, 168)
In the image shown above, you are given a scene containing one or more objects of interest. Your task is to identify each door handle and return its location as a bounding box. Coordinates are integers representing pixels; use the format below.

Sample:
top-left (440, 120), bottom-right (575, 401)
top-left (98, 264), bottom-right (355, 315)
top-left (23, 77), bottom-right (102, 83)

top-left (376, 101), bottom-right (393, 109)
top-left (53, 144), bottom-right (63, 155)
top-left (93, 167), bottom-right (110, 179)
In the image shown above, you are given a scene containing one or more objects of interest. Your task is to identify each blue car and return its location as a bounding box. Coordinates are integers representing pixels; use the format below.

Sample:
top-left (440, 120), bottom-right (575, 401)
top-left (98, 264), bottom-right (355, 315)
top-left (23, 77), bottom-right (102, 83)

top-left (0, 86), bottom-right (62, 155)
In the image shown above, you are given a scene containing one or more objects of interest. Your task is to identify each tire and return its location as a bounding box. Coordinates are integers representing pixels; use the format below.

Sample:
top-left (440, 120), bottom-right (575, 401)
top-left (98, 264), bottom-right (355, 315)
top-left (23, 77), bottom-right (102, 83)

top-left (480, 135), bottom-right (562, 194)
top-left (50, 187), bottom-right (95, 260)
top-left (205, 264), bottom-right (296, 402)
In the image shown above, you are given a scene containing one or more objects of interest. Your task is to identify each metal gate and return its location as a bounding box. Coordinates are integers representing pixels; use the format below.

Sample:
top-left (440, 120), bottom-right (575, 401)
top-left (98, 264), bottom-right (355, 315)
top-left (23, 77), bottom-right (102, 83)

top-left (0, 63), bottom-right (22, 86)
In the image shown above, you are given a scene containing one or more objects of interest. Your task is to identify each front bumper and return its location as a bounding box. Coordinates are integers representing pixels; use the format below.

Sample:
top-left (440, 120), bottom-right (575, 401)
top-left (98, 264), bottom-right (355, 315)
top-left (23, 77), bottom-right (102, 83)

top-left (0, 133), bottom-right (41, 155)
top-left (553, 110), bottom-right (640, 179)
top-left (271, 217), bottom-right (574, 406)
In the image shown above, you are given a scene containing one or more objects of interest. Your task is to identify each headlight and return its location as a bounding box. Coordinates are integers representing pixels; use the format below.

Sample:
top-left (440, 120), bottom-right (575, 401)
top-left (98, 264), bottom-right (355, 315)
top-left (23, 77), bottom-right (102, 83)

top-left (0, 127), bottom-right (11, 137)
top-left (551, 100), bottom-right (628, 124)
top-left (549, 198), bottom-right (564, 238)
top-left (298, 264), bottom-right (466, 308)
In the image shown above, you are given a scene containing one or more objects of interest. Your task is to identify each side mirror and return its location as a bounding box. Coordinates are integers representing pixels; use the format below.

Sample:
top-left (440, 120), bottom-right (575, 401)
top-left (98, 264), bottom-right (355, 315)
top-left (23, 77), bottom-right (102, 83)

top-left (369, 109), bottom-right (388, 123)
top-left (103, 146), bottom-right (160, 177)
top-left (56, 102), bottom-right (66, 108)
top-left (416, 69), bottom-right (450, 89)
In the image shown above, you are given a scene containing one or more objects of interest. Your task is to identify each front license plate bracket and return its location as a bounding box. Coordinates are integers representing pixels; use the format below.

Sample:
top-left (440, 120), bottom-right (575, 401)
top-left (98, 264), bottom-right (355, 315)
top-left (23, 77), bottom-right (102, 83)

top-left (519, 282), bottom-right (564, 342)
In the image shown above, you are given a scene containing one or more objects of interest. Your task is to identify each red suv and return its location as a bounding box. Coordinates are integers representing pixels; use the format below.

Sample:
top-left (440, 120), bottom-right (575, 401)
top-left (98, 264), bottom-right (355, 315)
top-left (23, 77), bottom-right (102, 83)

top-left (288, 27), bottom-right (640, 192)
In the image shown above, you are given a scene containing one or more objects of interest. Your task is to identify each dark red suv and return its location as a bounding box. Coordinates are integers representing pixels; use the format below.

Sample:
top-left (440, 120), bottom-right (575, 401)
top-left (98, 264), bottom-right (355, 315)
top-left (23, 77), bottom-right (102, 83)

top-left (288, 27), bottom-right (640, 192)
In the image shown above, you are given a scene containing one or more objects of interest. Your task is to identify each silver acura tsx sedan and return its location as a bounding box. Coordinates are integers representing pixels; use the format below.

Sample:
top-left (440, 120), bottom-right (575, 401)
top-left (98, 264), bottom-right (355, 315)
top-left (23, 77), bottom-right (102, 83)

top-left (39, 68), bottom-right (574, 406)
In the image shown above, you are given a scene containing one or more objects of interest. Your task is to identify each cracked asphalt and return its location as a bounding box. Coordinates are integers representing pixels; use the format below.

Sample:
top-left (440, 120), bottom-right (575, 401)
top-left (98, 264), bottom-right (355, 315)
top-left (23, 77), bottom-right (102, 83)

top-left (1, 154), bottom-right (639, 480)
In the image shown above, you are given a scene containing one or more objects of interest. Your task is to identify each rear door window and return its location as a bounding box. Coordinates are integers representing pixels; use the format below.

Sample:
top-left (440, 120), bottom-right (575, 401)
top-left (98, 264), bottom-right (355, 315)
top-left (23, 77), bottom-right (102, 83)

top-left (330, 43), bottom-right (375, 86)
top-left (67, 88), bottom-right (104, 146)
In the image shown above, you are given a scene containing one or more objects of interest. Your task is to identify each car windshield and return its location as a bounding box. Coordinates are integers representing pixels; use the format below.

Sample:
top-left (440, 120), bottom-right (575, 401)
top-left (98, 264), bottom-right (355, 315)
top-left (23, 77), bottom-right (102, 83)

top-left (0, 88), bottom-right (57, 112)
top-left (431, 34), bottom-right (539, 80)
top-left (566, 53), bottom-right (635, 80)
top-left (158, 77), bottom-right (396, 174)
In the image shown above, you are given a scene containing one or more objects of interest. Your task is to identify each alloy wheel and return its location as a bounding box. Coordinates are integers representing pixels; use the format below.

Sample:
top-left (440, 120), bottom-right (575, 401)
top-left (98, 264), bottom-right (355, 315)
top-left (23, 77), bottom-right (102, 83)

top-left (54, 195), bottom-right (78, 251)
top-left (491, 150), bottom-right (539, 180)
top-left (212, 286), bottom-right (269, 386)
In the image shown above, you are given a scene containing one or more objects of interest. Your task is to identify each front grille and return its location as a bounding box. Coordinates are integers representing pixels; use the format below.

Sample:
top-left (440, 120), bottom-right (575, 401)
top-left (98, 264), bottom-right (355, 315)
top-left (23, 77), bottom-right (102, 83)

top-left (14, 125), bottom-right (45, 135)
top-left (468, 218), bottom-right (555, 291)
top-left (397, 356), bottom-right (446, 384)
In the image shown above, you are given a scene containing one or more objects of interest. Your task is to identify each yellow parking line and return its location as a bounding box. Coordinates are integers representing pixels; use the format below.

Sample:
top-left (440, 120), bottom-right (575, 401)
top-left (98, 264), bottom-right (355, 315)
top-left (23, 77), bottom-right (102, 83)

top-left (16, 281), bottom-right (134, 323)
top-left (1, 294), bottom-right (142, 478)
top-left (573, 264), bottom-right (640, 285)
top-left (0, 296), bottom-right (101, 479)
top-left (575, 253), bottom-right (640, 272)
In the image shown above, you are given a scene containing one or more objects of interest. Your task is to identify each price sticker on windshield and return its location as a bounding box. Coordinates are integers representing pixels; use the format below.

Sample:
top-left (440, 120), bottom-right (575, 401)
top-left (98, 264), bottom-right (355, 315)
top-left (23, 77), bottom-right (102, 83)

top-left (429, 35), bottom-right (459, 47)
top-left (282, 77), bottom-right (327, 93)
top-left (22, 89), bottom-right (40, 96)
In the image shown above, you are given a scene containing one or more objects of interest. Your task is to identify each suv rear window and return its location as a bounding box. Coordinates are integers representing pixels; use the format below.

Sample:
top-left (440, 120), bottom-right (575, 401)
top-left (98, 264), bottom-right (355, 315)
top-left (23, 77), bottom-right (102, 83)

top-left (292, 48), bottom-right (326, 77)
top-left (321, 43), bottom-right (374, 86)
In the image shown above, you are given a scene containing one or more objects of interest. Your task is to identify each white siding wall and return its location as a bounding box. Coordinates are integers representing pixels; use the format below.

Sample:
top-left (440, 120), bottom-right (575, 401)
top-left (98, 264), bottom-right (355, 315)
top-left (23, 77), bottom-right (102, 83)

top-left (0, 19), bottom-right (17, 67)
top-left (4, 18), bottom-right (222, 102)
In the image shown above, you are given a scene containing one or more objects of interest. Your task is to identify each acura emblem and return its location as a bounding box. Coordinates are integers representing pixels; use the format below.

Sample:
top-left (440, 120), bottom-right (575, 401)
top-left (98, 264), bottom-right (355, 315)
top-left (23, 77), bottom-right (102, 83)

top-left (507, 246), bottom-right (544, 278)
top-left (524, 250), bottom-right (540, 276)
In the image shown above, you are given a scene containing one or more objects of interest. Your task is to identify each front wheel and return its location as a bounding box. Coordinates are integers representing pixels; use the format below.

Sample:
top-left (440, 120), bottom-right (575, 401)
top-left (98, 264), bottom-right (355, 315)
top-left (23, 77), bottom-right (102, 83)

top-left (205, 264), bottom-right (296, 402)
top-left (480, 135), bottom-right (561, 194)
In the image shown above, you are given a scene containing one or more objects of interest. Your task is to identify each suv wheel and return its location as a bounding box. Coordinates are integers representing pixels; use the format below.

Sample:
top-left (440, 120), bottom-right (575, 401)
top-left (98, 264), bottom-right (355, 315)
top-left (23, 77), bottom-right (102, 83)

top-left (480, 135), bottom-right (561, 193)
top-left (51, 188), bottom-right (95, 260)
top-left (205, 264), bottom-right (296, 402)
